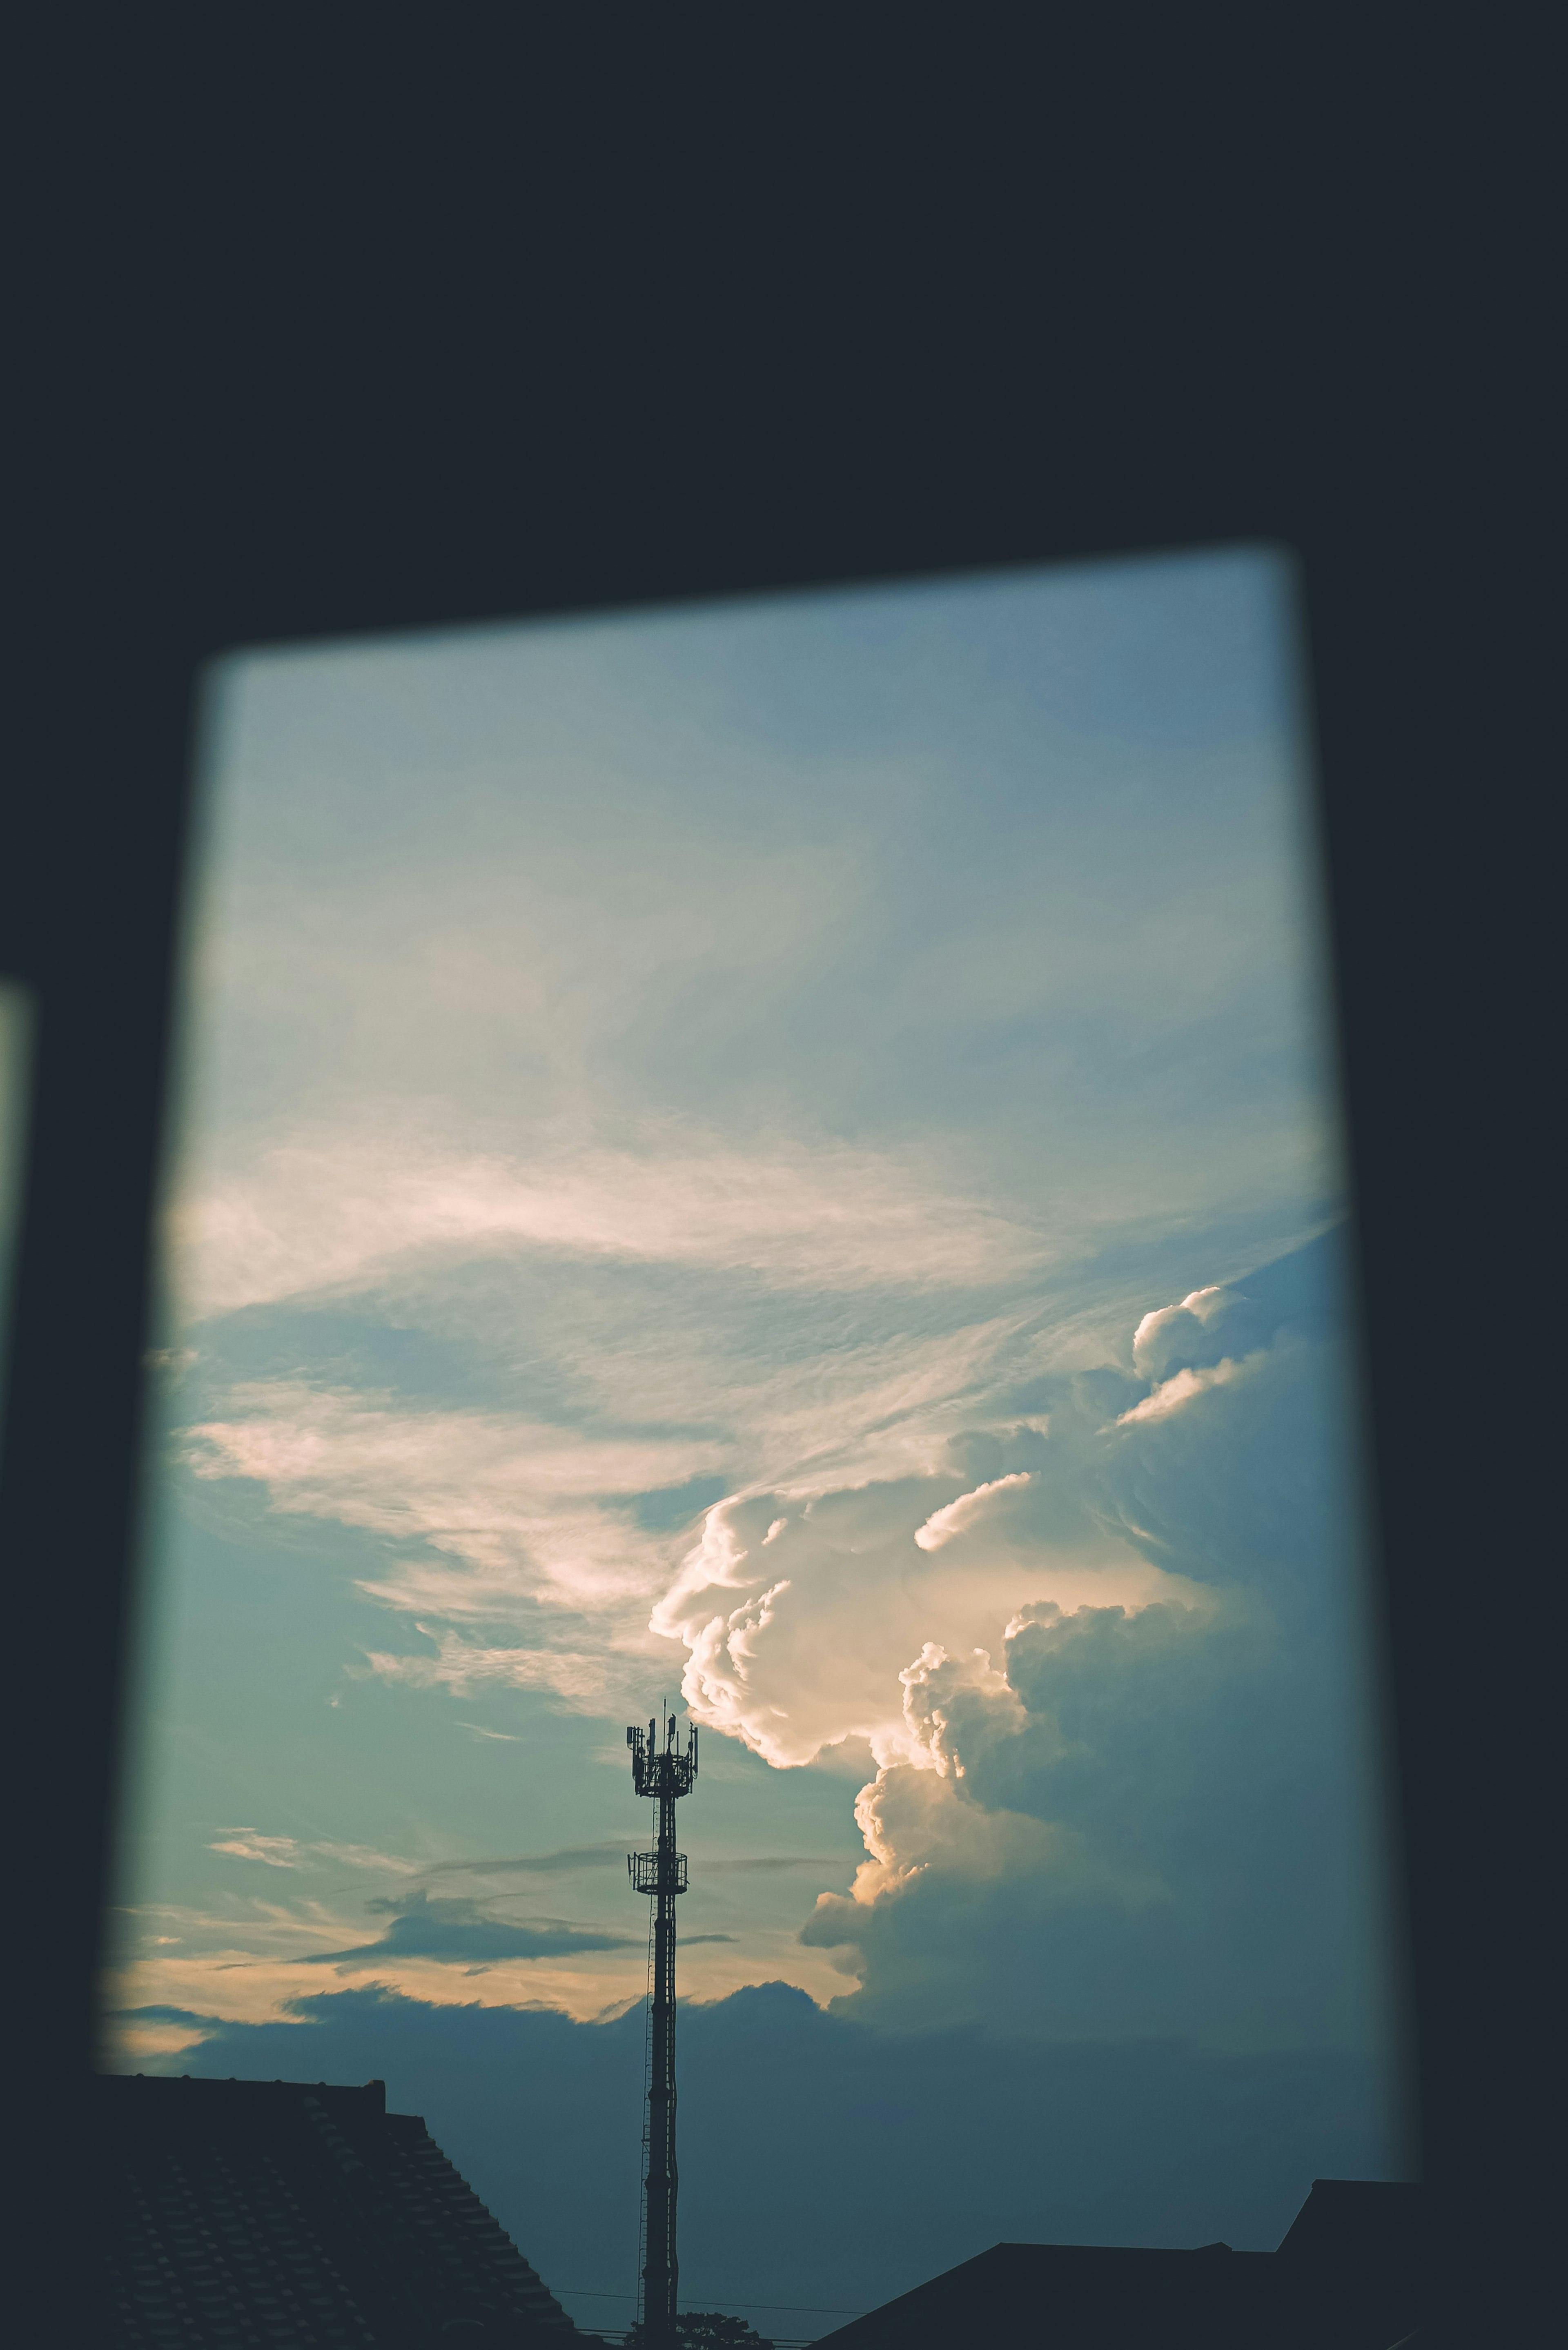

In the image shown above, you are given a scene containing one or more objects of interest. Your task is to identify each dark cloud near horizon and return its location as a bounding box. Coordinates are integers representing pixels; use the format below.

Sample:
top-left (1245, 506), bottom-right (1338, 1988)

top-left (297, 1891), bottom-right (642, 1969)
top-left (109, 1982), bottom-right (1394, 2317)
top-left (418, 1845), bottom-right (629, 1881)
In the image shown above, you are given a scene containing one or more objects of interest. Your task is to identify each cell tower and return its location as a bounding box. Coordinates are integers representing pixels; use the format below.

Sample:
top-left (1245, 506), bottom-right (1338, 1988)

top-left (626, 1711), bottom-right (698, 2341)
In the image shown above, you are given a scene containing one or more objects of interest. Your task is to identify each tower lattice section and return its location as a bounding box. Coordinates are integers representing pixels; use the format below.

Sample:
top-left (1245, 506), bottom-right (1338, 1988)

top-left (626, 1712), bottom-right (697, 2341)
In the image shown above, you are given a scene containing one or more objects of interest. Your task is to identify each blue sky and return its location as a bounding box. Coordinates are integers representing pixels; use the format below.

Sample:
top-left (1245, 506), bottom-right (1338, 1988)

top-left (109, 549), bottom-right (1401, 2330)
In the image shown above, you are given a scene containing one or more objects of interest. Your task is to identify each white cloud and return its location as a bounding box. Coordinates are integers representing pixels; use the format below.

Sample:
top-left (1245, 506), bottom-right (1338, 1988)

top-left (126, 564), bottom-right (1388, 2078)
top-left (208, 1835), bottom-right (424, 1879)
top-left (914, 1471), bottom-right (1034, 1551)
top-left (208, 1832), bottom-right (301, 1867)
top-left (361, 1628), bottom-right (620, 1708)
top-left (308, 1842), bottom-right (421, 1875)
top-left (782, 1249), bottom-right (1388, 2050)
top-left (1115, 1350), bottom-right (1264, 1425)
top-left (1131, 1285), bottom-right (1230, 1380)
top-left (187, 1381), bottom-right (721, 1524)
top-left (655, 1477), bottom-right (1186, 1771)
top-left (169, 1301), bottom-right (1086, 1697)
top-left (170, 1188), bottom-right (1384, 2053)
top-left (175, 1122), bottom-right (1056, 1323)
top-left (185, 1381), bottom-right (722, 1623)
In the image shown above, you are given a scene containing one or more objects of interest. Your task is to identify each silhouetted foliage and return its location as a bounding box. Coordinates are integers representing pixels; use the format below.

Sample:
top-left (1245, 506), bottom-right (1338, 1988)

top-left (622, 2314), bottom-right (774, 2349)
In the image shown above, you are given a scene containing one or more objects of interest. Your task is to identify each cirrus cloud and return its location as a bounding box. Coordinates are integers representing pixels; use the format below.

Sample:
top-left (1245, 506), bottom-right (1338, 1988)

top-left (176, 1122), bottom-right (1059, 1323)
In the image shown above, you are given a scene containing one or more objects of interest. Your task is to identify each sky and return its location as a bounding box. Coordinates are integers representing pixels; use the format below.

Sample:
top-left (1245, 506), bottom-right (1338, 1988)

top-left (107, 549), bottom-right (1404, 2337)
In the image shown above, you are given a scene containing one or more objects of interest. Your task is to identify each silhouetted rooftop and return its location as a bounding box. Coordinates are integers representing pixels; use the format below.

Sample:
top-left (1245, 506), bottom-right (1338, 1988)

top-left (96, 2072), bottom-right (579, 2347)
top-left (812, 2179), bottom-right (1423, 2349)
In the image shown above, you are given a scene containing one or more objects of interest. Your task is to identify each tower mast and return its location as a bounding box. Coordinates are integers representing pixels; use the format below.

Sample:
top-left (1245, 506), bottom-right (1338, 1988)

top-left (627, 1710), bottom-right (697, 2342)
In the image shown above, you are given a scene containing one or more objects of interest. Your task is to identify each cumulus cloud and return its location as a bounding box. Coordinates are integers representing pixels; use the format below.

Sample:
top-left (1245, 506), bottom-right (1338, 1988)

top-left (653, 1377), bottom-right (1212, 1773)
top-left (650, 1230), bottom-right (1389, 2052)
top-left (913, 1471), bottom-right (1035, 1551)
top-left (170, 1194), bottom-right (1384, 2056)
top-left (1131, 1285), bottom-right (1232, 1381)
top-left (1115, 1350), bottom-right (1265, 1425)
top-left (172, 1305), bottom-right (1067, 1711)
top-left (136, 567), bottom-right (1394, 2157)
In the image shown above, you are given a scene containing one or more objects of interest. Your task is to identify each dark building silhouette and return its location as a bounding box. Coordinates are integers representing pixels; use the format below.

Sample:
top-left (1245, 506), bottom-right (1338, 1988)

top-left (811, 2179), bottom-right (1423, 2349)
top-left (96, 2072), bottom-right (580, 2346)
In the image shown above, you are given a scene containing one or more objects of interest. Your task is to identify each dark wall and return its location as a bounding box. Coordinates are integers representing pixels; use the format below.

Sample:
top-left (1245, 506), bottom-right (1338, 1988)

top-left (4, 20), bottom-right (1552, 2343)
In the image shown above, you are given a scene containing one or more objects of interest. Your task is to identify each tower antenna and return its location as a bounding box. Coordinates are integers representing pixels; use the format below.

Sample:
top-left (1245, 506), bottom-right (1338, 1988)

top-left (626, 1708), bottom-right (698, 2343)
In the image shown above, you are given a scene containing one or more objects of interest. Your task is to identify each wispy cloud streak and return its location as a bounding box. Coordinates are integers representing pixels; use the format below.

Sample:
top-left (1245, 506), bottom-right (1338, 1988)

top-left (177, 1125), bottom-right (1057, 1321)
